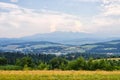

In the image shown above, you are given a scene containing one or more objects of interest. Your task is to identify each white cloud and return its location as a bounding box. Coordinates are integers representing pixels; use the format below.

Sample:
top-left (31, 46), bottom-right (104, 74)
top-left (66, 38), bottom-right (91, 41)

top-left (10, 0), bottom-right (18, 3)
top-left (88, 0), bottom-right (120, 35)
top-left (102, 0), bottom-right (120, 16)
top-left (0, 2), bottom-right (19, 9)
top-left (0, 2), bottom-right (84, 38)
top-left (0, 0), bottom-right (120, 38)
top-left (72, 0), bottom-right (100, 2)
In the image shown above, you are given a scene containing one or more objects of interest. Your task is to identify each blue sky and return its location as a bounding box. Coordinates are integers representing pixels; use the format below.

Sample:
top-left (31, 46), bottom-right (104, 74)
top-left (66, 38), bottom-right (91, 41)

top-left (0, 0), bottom-right (120, 38)
top-left (20, 0), bottom-right (101, 16)
top-left (1, 0), bottom-right (101, 16)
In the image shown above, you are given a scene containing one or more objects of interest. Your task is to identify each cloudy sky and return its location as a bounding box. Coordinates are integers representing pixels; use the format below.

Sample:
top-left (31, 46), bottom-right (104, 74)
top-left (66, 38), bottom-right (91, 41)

top-left (0, 0), bottom-right (120, 38)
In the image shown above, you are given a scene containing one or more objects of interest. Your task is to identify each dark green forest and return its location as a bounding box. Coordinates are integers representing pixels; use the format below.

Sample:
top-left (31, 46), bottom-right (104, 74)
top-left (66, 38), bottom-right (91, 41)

top-left (0, 52), bottom-right (120, 70)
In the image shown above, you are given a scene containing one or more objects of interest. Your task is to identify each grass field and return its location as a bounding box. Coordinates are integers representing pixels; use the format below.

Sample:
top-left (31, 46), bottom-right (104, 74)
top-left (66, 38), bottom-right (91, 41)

top-left (95, 58), bottom-right (120, 61)
top-left (0, 71), bottom-right (120, 80)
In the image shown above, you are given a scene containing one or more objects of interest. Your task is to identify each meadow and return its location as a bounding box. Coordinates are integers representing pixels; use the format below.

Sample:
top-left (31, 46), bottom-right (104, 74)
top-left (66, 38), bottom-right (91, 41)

top-left (0, 70), bottom-right (120, 80)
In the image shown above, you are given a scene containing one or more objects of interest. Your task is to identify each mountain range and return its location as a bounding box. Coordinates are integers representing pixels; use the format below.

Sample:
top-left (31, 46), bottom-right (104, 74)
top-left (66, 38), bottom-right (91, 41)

top-left (0, 31), bottom-right (120, 55)
top-left (0, 31), bottom-right (119, 45)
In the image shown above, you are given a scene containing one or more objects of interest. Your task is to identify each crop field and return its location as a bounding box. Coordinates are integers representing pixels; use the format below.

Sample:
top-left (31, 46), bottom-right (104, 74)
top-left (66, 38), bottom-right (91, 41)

top-left (0, 71), bottom-right (120, 80)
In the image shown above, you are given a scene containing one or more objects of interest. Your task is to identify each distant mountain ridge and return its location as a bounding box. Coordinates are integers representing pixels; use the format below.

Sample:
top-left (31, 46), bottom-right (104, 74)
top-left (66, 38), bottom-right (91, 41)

top-left (0, 41), bottom-right (82, 54)
top-left (19, 31), bottom-right (116, 45)
top-left (0, 31), bottom-right (120, 55)
top-left (81, 40), bottom-right (120, 54)
top-left (0, 31), bottom-right (120, 45)
top-left (0, 38), bottom-right (120, 55)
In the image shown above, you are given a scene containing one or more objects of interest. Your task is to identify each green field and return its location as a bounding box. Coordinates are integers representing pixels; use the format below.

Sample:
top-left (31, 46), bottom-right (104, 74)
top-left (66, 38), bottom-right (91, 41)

top-left (0, 71), bottom-right (120, 80)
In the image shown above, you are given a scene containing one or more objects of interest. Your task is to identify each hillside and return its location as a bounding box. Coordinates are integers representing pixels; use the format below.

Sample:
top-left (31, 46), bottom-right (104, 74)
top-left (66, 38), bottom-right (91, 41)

top-left (0, 39), bottom-right (120, 55)
top-left (81, 40), bottom-right (120, 54)
top-left (0, 31), bottom-right (113, 45)
top-left (0, 41), bottom-right (83, 54)
top-left (21, 31), bottom-right (114, 45)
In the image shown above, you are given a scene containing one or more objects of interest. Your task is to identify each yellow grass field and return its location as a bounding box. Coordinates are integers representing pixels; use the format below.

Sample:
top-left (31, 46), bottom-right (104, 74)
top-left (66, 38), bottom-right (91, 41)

top-left (0, 70), bottom-right (120, 80)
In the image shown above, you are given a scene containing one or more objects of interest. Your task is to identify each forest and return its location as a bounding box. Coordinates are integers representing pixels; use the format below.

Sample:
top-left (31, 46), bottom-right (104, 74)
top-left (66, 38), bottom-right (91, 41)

top-left (0, 52), bottom-right (120, 71)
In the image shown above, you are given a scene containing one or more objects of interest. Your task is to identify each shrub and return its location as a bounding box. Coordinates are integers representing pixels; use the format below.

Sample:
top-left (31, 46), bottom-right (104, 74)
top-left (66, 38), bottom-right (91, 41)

top-left (0, 65), bottom-right (22, 70)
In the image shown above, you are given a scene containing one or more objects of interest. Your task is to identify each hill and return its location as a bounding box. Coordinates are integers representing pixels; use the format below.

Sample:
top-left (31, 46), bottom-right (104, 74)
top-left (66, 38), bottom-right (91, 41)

top-left (20, 31), bottom-right (111, 45)
top-left (81, 40), bottom-right (120, 54)
top-left (0, 39), bottom-right (120, 55)
top-left (0, 31), bottom-right (113, 45)
top-left (0, 41), bottom-right (83, 54)
top-left (0, 31), bottom-right (120, 55)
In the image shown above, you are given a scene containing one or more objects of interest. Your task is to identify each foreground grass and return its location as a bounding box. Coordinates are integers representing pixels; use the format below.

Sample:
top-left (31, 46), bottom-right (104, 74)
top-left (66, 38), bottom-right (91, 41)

top-left (0, 70), bottom-right (120, 80)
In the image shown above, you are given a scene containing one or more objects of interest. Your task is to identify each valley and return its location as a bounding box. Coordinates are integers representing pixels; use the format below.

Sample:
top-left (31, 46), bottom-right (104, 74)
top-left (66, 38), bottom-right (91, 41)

top-left (0, 38), bottom-right (120, 56)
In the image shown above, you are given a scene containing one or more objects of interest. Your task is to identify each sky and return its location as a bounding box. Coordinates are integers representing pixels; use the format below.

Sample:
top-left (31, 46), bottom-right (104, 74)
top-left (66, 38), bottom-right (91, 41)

top-left (0, 0), bottom-right (120, 38)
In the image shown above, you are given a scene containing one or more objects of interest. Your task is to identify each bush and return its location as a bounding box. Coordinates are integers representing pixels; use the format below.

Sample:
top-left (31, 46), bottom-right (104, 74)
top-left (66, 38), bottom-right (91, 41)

top-left (23, 64), bottom-right (32, 70)
top-left (0, 65), bottom-right (22, 70)
top-left (49, 57), bottom-right (68, 69)
top-left (37, 63), bottom-right (49, 70)
top-left (66, 57), bottom-right (86, 70)
top-left (16, 57), bottom-right (35, 68)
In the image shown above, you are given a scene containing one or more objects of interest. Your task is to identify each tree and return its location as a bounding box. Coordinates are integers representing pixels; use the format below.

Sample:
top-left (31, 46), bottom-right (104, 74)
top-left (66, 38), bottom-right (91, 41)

top-left (0, 57), bottom-right (7, 65)
top-left (67, 60), bottom-right (78, 70)
top-left (49, 57), bottom-right (68, 69)
top-left (38, 62), bottom-right (49, 70)
top-left (86, 58), bottom-right (94, 70)
top-left (76, 57), bottom-right (86, 70)
top-left (98, 59), bottom-right (113, 70)
top-left (16, 57), bottom-right (34, 68)
top-left (67, 57), bottom-right (86, 70)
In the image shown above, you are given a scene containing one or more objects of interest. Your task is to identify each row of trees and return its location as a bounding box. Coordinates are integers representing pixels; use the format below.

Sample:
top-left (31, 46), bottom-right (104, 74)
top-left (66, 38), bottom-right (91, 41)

top-left (1, 52), bottom-right (119, 65)
top-left (0, 56), bottom-right (120, 71)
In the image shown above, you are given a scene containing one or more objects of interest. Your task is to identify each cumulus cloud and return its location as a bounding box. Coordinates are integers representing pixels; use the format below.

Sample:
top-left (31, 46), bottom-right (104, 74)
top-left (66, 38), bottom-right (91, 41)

top-left (102, 0), bottom-right (120, 16)
top-left (0, 2), bottom-right (84, 38)
top-left (68, 0), bottom-right (120, 36)
top-left (89, 0), bottom-right (120, 35)
top-left (10, 0), bottom-right (18, 3)
top-left (0, 0), bottom-right (120, 38)
top-left (72, 0), bottom-right (100, 2)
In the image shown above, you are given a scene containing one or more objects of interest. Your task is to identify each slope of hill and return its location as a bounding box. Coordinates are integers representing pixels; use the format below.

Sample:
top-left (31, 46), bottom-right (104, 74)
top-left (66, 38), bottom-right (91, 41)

top-left (0, 39), bottom-right (120, 55)
top-left (0, 41), bottom-right (83, 54)
top-left (0, 32), bottom-right (120, 55)
top-left (81, 40), bottom-right (120, 54)
top-left (0, 31), bottom-right (119, 45)
top-left (20, 31), bottom-right (108, 45)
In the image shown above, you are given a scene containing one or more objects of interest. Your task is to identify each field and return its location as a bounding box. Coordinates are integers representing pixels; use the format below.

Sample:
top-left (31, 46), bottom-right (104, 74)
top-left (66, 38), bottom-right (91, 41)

top-left (0, 71), bottom-right (120, 80)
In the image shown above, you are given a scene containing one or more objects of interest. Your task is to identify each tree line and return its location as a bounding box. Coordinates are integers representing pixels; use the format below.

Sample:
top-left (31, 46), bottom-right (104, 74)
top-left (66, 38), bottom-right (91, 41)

top-left (0, 52), bottom-right (120, 70)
